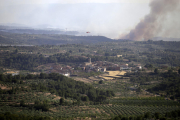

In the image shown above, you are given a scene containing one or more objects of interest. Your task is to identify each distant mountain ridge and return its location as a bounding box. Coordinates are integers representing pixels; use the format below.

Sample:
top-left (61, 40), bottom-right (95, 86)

top-left (0, 25), bottom-right (78, 35)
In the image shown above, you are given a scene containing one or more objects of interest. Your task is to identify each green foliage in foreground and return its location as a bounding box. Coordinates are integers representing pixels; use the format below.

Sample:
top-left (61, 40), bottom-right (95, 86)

top-left (0, 112), bottom-right (51, 120)
top-left (1, 109), bottom-right (180, 120)
top-left (0, 72), bottom-right (115, 103)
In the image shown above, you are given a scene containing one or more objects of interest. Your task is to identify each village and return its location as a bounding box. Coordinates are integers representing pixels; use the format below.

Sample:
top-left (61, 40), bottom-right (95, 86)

top-left (3, 57), bottom-right (143, 81)
top-left (34, 57), bottom-right (142, 81)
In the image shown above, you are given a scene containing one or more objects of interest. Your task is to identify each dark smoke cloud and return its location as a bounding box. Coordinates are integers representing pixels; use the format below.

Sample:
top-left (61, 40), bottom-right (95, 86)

top-left (120, 0), bottom-right (180, 41)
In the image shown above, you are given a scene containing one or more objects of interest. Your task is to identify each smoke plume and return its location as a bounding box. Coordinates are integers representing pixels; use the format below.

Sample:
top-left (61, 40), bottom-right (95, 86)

top-left (120, 0), bottom-right (180, 41)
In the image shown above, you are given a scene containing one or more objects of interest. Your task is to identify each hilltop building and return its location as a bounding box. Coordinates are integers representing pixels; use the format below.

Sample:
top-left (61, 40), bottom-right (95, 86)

top-left (84, 58), bottom-right (92, 66)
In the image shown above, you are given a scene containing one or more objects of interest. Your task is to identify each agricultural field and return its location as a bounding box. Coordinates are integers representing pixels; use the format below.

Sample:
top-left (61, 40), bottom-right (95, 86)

top-left (0, 83), bottom-right (179, 119)
top-left (100, 71), bottom-right (127, 80)
top-left (93, 104), bottom-right (180, 116)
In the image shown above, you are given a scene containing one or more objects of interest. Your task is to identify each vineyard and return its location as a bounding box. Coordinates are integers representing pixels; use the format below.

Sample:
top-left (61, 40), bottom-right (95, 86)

top-left (0, 103), bottom-right (179, 119)
top-left (108, 98), bottom-right (180, 106)
top-left (1, 95), bottom-right (179, 119)
top-left (93, 104), bottom-right (180, 116)
top-left (1, 72), bottom-right (180, 119)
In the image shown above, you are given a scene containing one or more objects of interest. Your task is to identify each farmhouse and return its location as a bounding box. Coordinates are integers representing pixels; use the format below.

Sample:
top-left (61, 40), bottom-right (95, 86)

top-left (117, 55), bottom-right (122, 57)
top-left (5, 71), bottom-right (19, 76)
top-left (120, 64), bottom-right (129, 70)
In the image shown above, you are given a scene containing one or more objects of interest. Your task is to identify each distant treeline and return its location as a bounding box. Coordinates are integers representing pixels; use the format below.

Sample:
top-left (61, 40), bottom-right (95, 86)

top-left (3, 52), bottom-right (87, 71)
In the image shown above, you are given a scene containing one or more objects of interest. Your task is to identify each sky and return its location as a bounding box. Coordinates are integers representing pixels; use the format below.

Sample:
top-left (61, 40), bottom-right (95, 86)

top-left (0, 0), bottom-right (179, 39)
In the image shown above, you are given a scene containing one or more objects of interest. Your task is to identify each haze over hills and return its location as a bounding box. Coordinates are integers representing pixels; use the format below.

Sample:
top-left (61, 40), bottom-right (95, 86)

top-left (0, 25), bottom-right (180, 46)
top-left (1, 1), bottom-right (180, 119)
top-left (0, 25), bottom-right (79, 35)
top-left (0, 25), bottom-right (113, 45)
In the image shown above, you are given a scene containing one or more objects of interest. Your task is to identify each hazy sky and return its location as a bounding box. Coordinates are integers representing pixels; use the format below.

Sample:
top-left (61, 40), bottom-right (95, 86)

top-left (0, 0), bottom-right (179, 39)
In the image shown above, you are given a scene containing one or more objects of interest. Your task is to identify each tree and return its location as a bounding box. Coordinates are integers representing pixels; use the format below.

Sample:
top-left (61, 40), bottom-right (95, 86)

top-left (14, 49), bottom-right (18, 54)
top-left (40, 73), bottom-right (47, 79)
top-left (34, 100), bottom-right (40, 105)
top-left (20, 100), bottom-right (25, 107)
top-left (81, 96), bottom-right (89, 101)
top-left (113, 116), bottom-right (121, 120)
top-left (96, 95), bottom-right (107, 102)
top-left (144, 64), bottom-right (153, 71)
top-left (0, 74), bottom-right (5, 81)
top-left (144, 112), bottom-right (151, 119)
top-left (99, 80), bottom-right (103, 84)
top-left (168, 69), bottom-right (173, 74)
top-left (154, 68), bottom-right (159, 74)
top-left (154, 112), bottom-right (160, 119)
top-left (178, 68), bottom-right (180, 74)
top-left (59, 98), bottom-right (64, 105)
top-left (77, 99), bottom-right (80, 106)
top-left (69, 50), bottom-right (73, 53)
top-left (136, 87), bottom-right (142, 93)
top-left (88, 90), bottom-right (96, 101)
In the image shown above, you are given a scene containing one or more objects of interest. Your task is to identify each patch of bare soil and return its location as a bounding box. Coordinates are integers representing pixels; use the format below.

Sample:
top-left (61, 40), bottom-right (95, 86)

top-left (52, 94), bottom-right (61, 100)
top-left (49, 108), bottom-right (58, 112)
top-left (44, 92), bottom-right (51, 96)
top-left (53, 96), bottom-right (61, 100)
top-left (0, 84), bottom-right (11, 90)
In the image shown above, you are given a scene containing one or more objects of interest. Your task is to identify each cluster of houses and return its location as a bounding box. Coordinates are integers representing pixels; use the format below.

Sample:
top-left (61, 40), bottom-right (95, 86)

top-left (79, 58), bottom-right (135, 73)
top-left (48, 64), bottom-right (73, 77)
top-left (5, 57), bottom-right (142, 77)
top-left (4, 71), bottom-right (19, 76)
top-left (45, 58), bottom-right (134, 77)
top-left (39, 58), bottom-right (142, 77)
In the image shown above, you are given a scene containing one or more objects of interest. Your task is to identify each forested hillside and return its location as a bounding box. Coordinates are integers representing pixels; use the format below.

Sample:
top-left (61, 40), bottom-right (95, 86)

top-left (148, 69), bottom-right (180, 100)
